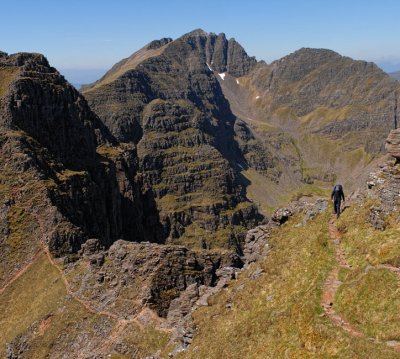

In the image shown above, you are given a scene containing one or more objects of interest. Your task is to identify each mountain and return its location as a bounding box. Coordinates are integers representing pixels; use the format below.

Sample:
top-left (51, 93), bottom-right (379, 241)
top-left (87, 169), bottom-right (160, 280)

top-left (84, 31), bottom-right (400, 216)
top-left (83, 29), bottom-right (262, 249)
top-left (389, 70), bottom-right (400, 81)
top-left (221, 48), bottom-right (400, 202)
top-left (1, 29), bottom-right (400, 358)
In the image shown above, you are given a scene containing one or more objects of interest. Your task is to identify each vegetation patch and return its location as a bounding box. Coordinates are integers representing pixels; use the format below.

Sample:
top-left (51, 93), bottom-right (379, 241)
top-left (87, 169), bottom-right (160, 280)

top-left (335, 268), bottom-right (400, 341)
top-left (337, 202), bottom-right (400, 267)
top-left (0, 67), bottom-right (19, 98)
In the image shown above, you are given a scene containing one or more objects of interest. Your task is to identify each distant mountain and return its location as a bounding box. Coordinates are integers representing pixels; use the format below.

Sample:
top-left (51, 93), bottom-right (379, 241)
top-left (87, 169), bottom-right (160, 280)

top-left (229, 47), bottom-right (400, 194)
top-left (389, 70), bottom-right (400, 80)
top-left (83, 29), bottom-right (262, 247)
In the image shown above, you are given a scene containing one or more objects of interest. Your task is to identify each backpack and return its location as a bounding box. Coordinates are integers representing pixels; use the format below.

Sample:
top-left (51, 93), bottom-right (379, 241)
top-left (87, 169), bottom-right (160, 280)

top-left (333, 184), bottom-right (342, 193)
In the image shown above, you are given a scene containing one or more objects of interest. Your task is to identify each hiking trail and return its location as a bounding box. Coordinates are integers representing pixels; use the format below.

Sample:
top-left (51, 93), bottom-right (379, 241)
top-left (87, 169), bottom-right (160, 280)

top-left (322, 216), bottom-right (400, 352)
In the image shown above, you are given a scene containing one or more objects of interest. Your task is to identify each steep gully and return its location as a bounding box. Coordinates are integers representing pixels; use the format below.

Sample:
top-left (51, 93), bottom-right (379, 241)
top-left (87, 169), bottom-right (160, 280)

top-left (323, 216), bottom-right (400, 352)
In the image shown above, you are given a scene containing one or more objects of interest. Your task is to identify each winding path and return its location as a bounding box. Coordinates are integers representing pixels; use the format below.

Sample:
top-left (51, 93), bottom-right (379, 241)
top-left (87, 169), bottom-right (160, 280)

top-left (0, 200), bottom-right (145, 356)
top-left (0, 249), bottom-right (44, 296)
top-left (322, 216), bottom-right (400, 351)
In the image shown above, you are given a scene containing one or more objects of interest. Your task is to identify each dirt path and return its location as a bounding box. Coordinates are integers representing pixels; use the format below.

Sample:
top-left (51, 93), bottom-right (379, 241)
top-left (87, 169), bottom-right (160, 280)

top-left (322, 217), bottom-right (363, 337)
top-left (322, 216), bottom-right (400, 351)
top-left (0, 249), bottom-right (44, 296)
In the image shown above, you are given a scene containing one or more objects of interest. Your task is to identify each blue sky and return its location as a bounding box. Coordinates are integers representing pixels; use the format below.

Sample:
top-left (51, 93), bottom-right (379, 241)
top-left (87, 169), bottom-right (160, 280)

top-left (1, 0), bottom-right (400, 84)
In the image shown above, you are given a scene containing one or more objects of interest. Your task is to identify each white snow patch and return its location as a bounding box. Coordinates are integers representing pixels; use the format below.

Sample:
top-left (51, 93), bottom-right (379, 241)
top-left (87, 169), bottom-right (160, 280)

top-left (206, 63), bottom-right (213, 72)
top-left (256, 95), bottom-right (260, 99)
top-left (236, 79), bottom-right (240, 85)
top-left (218, 73), bottom-right (226, 80)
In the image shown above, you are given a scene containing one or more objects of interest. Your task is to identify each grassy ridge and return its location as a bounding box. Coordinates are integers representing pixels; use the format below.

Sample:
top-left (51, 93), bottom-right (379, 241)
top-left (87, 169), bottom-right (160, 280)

top-left (180, 211), bottom-right (398, 358)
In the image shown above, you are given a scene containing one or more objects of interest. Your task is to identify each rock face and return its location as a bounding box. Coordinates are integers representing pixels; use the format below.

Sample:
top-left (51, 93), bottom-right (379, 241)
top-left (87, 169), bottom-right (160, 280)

top-left (0, 51), bottom-right (164, 281)
top-left (386, 129), bottom-right (400, 161)
top-left (68, 239), bottom-right (241, 318)
top-left (0, 48), bottom-right (257, 358)
top-left (83, 30), bottom-right (262, 248)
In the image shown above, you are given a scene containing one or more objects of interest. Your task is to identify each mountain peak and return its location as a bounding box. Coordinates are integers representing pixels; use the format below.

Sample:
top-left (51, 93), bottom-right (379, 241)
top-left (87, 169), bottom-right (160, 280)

top-left (146, 37), bottom-right (173, 50)
top-left (185, 28), bottom-right (210, 36)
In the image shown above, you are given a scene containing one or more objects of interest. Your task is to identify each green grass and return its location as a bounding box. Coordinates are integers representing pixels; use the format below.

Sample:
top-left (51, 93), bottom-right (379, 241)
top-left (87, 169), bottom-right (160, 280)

top-left (0, 254), bottom-right (67, 356)
top-left (335, 268), bottom-right (400, 341)
top-left (180, 211), bottom-right (398, 358)
top-left (0, 67), bottom-right (19, 97)
top-left (332, 200), bottom-right (400, 342)
top-left (337, 202), bottom-right (400, 267)
top-left (119, 322), bottom-right (174, 358)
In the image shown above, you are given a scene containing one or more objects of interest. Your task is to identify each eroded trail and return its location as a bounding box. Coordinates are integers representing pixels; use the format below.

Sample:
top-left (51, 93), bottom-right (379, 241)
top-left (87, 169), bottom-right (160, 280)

top-left (322, 217), bottom-right (400, 352)
top-left (28, 207), bottom-right (146, 356)
top-left (0, 249), bottom-right (43, 295)
top-left (322, 218), bottom-right (363, 337)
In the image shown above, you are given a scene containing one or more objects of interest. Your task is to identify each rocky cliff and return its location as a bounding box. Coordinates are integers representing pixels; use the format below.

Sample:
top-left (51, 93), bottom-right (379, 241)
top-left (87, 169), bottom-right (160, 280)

top-left (0, 51), bottom-right (166, 284)
top-left (386, 128), bottom-right (400, 161)
top-left (83, 29), bottom-right (262, 248)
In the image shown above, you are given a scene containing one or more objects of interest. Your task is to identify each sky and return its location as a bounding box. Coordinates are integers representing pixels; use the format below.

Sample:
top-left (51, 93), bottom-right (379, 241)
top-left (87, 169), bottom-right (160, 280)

top-left (1, 0), bottom-right (400, 85)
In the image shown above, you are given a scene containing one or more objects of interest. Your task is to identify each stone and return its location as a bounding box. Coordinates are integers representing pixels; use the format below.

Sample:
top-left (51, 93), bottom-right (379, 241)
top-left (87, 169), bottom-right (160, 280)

top-left (272, 208), bottom-right (292, 224)
top-left (385, 129), bottom-right (400, 161)
top-left (250, 267), bottom-right (264, 280)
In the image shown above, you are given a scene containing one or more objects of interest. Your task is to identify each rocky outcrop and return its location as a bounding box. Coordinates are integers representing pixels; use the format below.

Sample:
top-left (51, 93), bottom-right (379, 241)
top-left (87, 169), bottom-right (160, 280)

top-left (66, 239), bottom-right (242, 318)
top-left (385, 128), bottom-right (400, 161)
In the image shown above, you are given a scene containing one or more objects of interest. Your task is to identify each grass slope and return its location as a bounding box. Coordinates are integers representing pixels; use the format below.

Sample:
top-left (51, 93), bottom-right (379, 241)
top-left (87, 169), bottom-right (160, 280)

top-left (0, 252), bottom-right (173, 357)
top-left (180, 210), bottom-right (398, 358)
top-left (335, 202), bottom-right (400, 342)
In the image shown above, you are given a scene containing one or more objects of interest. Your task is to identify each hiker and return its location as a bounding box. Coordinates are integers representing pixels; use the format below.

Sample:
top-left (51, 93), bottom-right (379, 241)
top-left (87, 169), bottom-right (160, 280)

top-left (331, 184), bottom-right (345, 218)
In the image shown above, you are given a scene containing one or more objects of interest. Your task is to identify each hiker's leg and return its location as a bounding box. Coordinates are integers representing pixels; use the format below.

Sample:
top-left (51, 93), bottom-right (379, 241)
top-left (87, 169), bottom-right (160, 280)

top-left (333, 200), bottom-right (337, 214)
top-left (336, 200), bottom-right (341, 218)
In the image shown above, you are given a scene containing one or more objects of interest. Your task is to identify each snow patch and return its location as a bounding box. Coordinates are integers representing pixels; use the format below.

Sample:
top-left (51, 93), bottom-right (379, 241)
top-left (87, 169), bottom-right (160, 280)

top-left (206, 63), bottom-right (213, 72)
top-left (236, 79), bottom-right (240, 85)
top-left (256, 96), bottom-right (260, 99)
top-left (218, 73), bottom-right (226, 80)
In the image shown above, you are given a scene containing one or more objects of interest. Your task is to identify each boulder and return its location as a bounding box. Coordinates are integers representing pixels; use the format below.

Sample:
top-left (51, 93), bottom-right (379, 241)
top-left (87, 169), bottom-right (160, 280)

top-left (385, 129), bottom-right (400, 161)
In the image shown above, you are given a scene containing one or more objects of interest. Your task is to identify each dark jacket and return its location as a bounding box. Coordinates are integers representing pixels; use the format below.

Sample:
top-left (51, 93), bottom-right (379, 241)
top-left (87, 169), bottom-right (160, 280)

top-left (331, 185), bottom-right (345, 202)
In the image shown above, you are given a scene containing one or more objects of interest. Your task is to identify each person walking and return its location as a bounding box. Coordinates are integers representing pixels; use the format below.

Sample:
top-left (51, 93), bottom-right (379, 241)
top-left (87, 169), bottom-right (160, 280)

top-left (331, 184), bottom-right (345, 218)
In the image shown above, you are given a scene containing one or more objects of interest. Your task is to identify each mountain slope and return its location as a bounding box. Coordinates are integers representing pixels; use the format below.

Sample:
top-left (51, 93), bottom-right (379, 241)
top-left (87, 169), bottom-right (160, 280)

top-left (0, 50), bottom-right (252, 357)
top-left (220, 48), bottom-right (400, 200)
top-left (83, 29), bottom-right (262, 248)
